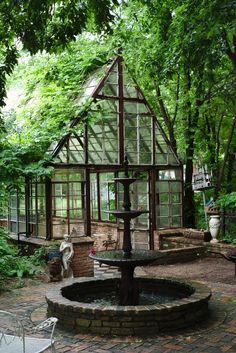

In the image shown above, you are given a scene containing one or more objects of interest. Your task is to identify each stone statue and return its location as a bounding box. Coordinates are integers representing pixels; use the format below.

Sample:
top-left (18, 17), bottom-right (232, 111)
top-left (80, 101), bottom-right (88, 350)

top-left (60, 234), bottom-right (74, 278)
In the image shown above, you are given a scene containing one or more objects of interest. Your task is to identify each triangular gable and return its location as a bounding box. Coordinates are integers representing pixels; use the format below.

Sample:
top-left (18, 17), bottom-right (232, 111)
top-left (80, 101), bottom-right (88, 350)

top-left (49, 54), bottom-right (181, 167)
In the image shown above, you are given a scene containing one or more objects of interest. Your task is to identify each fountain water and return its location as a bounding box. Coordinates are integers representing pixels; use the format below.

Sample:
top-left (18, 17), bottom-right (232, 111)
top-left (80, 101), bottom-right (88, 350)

top-left (46, 158), bottom-right (212, 336)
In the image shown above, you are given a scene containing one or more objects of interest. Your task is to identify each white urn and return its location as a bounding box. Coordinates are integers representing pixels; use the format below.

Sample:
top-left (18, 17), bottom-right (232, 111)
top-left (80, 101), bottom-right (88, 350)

top-left (209, 215), bottom-right (221, 243)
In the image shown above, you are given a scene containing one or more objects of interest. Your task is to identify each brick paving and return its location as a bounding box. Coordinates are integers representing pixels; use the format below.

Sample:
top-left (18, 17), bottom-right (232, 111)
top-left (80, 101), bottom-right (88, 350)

top-left (0, 261), bottom-right (236, 352)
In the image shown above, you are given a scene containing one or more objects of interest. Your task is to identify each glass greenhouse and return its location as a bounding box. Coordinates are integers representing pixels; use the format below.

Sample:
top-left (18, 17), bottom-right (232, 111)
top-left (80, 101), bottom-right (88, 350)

top-left (9, 53), bottom-right (183, 250)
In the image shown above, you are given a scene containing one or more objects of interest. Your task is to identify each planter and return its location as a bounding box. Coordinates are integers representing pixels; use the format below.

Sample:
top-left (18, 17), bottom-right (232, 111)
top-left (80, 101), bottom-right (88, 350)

top-left (47, 247), bottom-right (61, 261)
top-left (209, 215), bottom-right (221, 243)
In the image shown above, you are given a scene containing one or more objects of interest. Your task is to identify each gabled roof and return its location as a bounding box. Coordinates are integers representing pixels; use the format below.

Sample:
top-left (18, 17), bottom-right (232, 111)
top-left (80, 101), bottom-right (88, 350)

top-left (48, 54), bottom-right (181, 167)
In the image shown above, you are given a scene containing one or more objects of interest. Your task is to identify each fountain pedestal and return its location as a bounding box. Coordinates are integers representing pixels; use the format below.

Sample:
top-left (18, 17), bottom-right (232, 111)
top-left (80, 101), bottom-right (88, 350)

top-left (120, 266), bottom-right (138, 305)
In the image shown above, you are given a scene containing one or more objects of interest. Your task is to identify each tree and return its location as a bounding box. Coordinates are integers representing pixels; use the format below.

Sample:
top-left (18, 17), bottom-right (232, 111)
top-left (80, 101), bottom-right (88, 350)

top-left (1, 37), bottom-right (111, 186)
top-left (0, 0), bottom-right (119, 124)
top-left (112, 0), bottom-right (236, 225)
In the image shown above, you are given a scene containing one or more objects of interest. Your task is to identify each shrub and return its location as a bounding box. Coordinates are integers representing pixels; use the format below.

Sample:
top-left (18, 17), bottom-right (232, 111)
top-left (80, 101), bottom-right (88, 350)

top-left (0, 227), bottom-right (45, 290)
top-left (215, 192), bottom-right (236, 209)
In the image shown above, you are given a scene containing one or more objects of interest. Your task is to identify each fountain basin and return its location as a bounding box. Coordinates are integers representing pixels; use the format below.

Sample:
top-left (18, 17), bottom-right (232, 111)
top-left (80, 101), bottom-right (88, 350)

top-left (46, 276), bottom-right (211, 336)
top-left (89, 250), bottom-right (165, 266)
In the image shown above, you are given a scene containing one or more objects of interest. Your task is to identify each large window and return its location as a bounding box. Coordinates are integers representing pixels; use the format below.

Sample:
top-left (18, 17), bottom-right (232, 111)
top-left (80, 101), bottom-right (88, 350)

top-left (156, 169), bottom-right (182, 228)
top-left (124, 102), bottom-right (152, 165)
top-left (90, 172), bottom-right (116, 222)
top-left (28, 180), bottom-right (46, 237)
top-left (88, 100), bottom-right (119, 164)
top-left (9, 187), bottom-right (26, 234)
top-left (51, 170), bottom-right (85, 238)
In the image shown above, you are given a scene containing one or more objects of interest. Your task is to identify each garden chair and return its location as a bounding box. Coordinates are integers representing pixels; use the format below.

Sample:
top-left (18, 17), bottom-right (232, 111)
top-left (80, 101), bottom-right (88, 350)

top-left (0, 310), bottom-right (58, 353)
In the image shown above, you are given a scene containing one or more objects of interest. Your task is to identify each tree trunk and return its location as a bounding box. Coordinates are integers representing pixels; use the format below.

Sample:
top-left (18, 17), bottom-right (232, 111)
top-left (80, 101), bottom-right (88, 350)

top-left (226, 152), bottom-right (236, 193)
top-left (216, 116), bottom-right (236, 194)
top-left (184, 143), bottom-right (195, 227)
top-left (182, 70), bottom-right (200, 228)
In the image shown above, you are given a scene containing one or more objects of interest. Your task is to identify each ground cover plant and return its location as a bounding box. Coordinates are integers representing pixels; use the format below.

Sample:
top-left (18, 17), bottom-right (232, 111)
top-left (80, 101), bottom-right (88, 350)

top-left (0, 227), bottom-right (46, 291)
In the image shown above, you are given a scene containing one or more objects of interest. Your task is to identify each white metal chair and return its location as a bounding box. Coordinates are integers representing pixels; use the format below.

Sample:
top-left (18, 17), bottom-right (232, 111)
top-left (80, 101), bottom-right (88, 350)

top-left (0, 310), bottom-right (58, 353)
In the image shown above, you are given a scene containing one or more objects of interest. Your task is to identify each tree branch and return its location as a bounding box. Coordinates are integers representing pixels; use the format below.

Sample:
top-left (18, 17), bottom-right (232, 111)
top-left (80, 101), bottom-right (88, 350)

top-left (172, 74), bottom-right (180, 125)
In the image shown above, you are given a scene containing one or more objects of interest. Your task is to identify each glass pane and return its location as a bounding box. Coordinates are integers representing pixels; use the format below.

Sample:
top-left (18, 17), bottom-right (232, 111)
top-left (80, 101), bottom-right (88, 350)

top-left (69, 209), bottom-right (82, 218)
top-left (158, 205), bottom-right (169, 217)
top-left (90, 173), bottom-right (98, 219)
top-left (139, 152), bottom-right (152, 164)
top-left (107, 70), bottom-right (118, 84)
top-left (88, 111), bottom-right (119, 164)
top-left (156, 153), bottom-right (167, 164)
top-left (10, 208), bottom-right (17, 221)
top-left (10, 222), bottom-right (17, 233)
top-left (19, 222), bottom-right (26, 232)
top-left (57, 147), bottom-right (67, 163)
top-left (124, 85), bottom-right (137, 98)
top-left (157, 182), bottom-right (169, 193)
top-left (171, 193), bottom-right (181, 203)
top-left (52, 170), bottom-right (84, 182)
top-left (159, 193), bottom-right (169, 204)
top-left (38, 223), bottom-right (46, 237)
top-left (101, 82), bottom-right (118, 96)
top-left (124, 102), bottom-right (138, 114)
top-left (171, 182), bottom-right (181, 192)
top-left (9, 194), bottom-right (17, 208)
top-left (172, 216), bottom-right (181, 227)
top-left (171, 204), bottom-right (182, 216)
top-left (158, 217), bottom-right (170, 227)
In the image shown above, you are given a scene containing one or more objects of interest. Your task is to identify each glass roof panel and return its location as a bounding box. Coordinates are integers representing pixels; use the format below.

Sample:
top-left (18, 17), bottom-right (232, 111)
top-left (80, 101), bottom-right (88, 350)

top-left (155, 122), bottom-right (179, 165)
top-left (123, 71), bottom-right (140, 98)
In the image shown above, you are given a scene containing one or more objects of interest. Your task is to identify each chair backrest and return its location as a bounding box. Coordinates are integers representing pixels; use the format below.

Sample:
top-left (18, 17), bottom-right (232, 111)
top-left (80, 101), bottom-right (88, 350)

top-left (0, 310), bottom-right (25, 353)
top-left (33, 317), bottom-right (58, 343)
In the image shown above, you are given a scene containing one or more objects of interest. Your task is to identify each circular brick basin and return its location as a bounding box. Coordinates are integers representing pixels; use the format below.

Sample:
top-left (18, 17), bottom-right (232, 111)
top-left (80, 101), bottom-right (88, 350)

top-left (46, 277), bottom-right (211, 336)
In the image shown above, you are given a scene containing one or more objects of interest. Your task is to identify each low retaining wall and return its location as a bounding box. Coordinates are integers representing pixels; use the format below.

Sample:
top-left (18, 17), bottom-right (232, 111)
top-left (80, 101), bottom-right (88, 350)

top-left (46, 277), bottom-right (211, 336)
top-left (154, 228), bottom-right (211, 250)
top-left (153, 245), bottom-right (207, 265)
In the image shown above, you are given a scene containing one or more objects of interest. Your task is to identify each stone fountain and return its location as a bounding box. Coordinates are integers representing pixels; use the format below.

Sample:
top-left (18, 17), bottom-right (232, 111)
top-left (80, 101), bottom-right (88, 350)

top-left (46, 158), bottom-right (212, 336)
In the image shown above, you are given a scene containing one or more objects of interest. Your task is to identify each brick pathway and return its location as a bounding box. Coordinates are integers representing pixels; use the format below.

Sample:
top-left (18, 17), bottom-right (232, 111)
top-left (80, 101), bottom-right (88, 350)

top-left (0, 268), bottom-right (236, 352)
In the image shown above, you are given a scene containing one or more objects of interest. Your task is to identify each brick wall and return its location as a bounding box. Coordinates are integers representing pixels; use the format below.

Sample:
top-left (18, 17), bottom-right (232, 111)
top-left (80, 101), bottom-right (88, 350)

top-left (71, 237), bottom-right (94, 277)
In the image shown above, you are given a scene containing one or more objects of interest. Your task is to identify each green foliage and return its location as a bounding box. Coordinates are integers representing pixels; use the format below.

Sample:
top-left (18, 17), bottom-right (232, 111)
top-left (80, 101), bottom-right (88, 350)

top-left (215, 192), bottom-right (236, 208)
top-left (0, 227), bottom-right (46, 290)
top-left (194, 192), bottom-right (208, 230)
top-left (112, 0), bottom-right (236, 225)
top-left (219, 231), bottom-right (236, 245)
top-left (0, 0), bottom-right (119, 122)
top-left (1, 37), bottom-right (112, 187)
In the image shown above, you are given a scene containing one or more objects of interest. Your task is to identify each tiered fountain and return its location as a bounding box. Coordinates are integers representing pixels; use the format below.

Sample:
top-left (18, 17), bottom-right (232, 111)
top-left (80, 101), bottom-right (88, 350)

top-left (46, 158), bottom-right (212, 336)
top-left (89, 156), bottom-right (165, 305)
